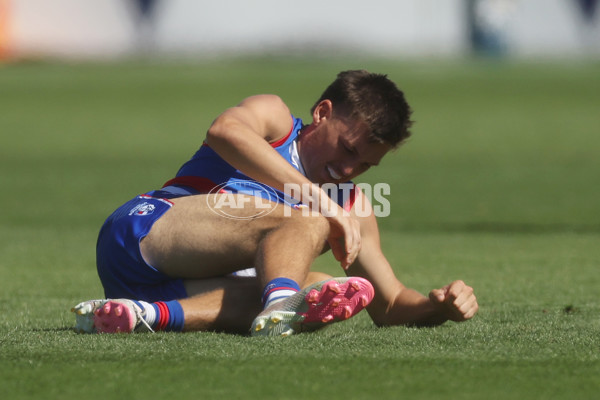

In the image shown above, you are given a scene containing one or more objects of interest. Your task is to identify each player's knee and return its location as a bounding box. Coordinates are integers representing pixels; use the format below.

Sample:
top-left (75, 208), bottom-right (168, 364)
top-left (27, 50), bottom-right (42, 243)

top-left (288, 211), bottom-right (329, 245)
top-left (309, 212), bottom-right (330, 238)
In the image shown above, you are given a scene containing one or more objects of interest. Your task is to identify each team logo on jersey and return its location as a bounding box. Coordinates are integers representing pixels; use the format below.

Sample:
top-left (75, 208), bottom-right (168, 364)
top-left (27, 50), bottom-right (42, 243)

top-left (206, 181), bottom-right (279, 220)
top-left (129, 202), bottom-right (156, 216)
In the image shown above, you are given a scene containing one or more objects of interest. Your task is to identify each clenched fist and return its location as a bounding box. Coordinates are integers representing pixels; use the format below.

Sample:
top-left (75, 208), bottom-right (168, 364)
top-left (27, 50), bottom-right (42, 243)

top-left (429, 280), bottom-right (478, 322)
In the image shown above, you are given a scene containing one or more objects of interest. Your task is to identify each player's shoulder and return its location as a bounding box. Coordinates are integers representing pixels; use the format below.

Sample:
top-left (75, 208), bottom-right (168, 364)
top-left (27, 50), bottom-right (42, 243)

top-left (239, 94), bottom-right (289, 111)
top-left (237, 95), bottom-right (293, 142)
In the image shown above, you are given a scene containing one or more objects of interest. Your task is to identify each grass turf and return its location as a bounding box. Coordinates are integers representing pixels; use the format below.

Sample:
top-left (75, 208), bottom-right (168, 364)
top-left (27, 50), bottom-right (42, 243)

top-left (0, 58), bottom-right (599, 399)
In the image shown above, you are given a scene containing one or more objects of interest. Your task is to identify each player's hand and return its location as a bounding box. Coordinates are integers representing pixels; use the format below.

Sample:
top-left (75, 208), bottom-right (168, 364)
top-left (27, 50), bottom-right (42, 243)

top-left (429, 280), bottom-right (478, 322)
top-left (327, 213), bottom-right (361, 270)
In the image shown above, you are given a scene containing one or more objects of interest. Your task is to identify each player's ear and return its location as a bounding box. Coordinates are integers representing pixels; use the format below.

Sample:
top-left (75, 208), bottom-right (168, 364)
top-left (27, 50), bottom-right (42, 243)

top-left (312, 100), bottom-right (333, 125)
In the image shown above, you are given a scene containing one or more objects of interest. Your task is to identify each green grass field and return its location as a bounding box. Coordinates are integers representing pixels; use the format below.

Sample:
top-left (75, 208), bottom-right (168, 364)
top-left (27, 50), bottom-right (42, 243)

top-left (1, 58), bottom-right (599, 399)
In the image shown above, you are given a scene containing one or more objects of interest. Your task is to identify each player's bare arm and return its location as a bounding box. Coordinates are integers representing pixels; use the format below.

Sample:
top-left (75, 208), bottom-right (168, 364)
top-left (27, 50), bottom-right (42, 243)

top-left (205, 94), bottom-right (361, 267)
top-left (205, 94), bottom-right (306, 191)
top-left (346, 190), bottom-right (478, 326)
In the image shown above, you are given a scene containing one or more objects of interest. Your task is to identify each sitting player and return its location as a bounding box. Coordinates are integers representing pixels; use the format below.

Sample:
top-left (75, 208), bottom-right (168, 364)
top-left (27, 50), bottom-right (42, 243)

top-left (72, 70), bottom-right (478, 336)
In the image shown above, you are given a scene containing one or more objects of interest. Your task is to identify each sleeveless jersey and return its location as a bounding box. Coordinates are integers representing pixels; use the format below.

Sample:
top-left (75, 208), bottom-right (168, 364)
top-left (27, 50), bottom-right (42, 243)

top-left (159, 116), bottom-right (357, 211)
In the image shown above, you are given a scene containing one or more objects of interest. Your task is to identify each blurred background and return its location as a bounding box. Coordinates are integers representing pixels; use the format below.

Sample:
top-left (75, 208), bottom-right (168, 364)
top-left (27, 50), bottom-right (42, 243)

top-left (1, 4), bottom-right (598, 399)
top-left (1, 0), bottom-right (599, 61)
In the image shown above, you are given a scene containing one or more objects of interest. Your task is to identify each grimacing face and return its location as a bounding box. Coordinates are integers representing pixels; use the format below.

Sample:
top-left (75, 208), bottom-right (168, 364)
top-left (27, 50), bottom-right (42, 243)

top-left (298, 115), bottom-right (391, 185)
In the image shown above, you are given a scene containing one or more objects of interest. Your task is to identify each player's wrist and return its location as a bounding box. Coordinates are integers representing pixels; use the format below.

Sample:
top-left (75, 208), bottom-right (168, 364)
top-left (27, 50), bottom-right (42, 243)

top-left (297, 184), bottom-right (341, 218)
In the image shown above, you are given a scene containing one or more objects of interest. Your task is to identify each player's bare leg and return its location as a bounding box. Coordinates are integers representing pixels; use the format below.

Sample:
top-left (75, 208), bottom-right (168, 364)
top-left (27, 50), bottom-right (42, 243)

top-left (72, 194), bottom-right (374, 335)
top-left (142, 194), bottom-right (374, 336)
top-left (140, 193), bottom-right (330, 288)
top-left (179, 271), bottom-right (333, 333)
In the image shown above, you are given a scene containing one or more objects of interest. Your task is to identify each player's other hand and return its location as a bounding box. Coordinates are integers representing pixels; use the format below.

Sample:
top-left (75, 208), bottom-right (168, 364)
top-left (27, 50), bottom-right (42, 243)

top-left (327, 214), bottom-right (361, 270)
top-left (429, 280), bottom-right (478, 322)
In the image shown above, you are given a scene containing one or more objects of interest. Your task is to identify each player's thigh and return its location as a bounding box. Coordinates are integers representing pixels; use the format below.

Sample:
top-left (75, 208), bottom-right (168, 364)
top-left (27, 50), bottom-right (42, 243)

top-left (141, 193), bottom-right (326, 278)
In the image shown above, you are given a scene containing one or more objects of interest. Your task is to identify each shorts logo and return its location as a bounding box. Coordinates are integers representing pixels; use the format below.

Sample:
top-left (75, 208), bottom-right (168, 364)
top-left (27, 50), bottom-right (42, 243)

top-left (129, 202), bottom-right (156, 216)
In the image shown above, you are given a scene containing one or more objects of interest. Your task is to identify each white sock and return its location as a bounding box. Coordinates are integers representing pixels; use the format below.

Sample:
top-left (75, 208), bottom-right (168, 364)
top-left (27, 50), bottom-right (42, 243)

top-left (134, 300), bottom-right (157, 326)
top-left (261, 278), bottom-right (301, 309)
top-left (263, 289), bottom-right (298, 309)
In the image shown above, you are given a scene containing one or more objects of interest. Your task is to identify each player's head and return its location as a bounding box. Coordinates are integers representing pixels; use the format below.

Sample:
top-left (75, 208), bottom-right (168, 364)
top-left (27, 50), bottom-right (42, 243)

top-left (311, 70), bottom-right (413, 148)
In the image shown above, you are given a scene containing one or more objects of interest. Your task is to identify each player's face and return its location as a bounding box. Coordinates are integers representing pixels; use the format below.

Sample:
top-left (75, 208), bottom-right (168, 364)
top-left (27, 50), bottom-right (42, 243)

top-left (298, 116), bottom-right (391, 185)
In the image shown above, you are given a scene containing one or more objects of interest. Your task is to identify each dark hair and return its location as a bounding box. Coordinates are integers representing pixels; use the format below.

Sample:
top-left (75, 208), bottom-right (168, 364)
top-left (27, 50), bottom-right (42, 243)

top-left (311, 70), bottom-right (413, 147)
